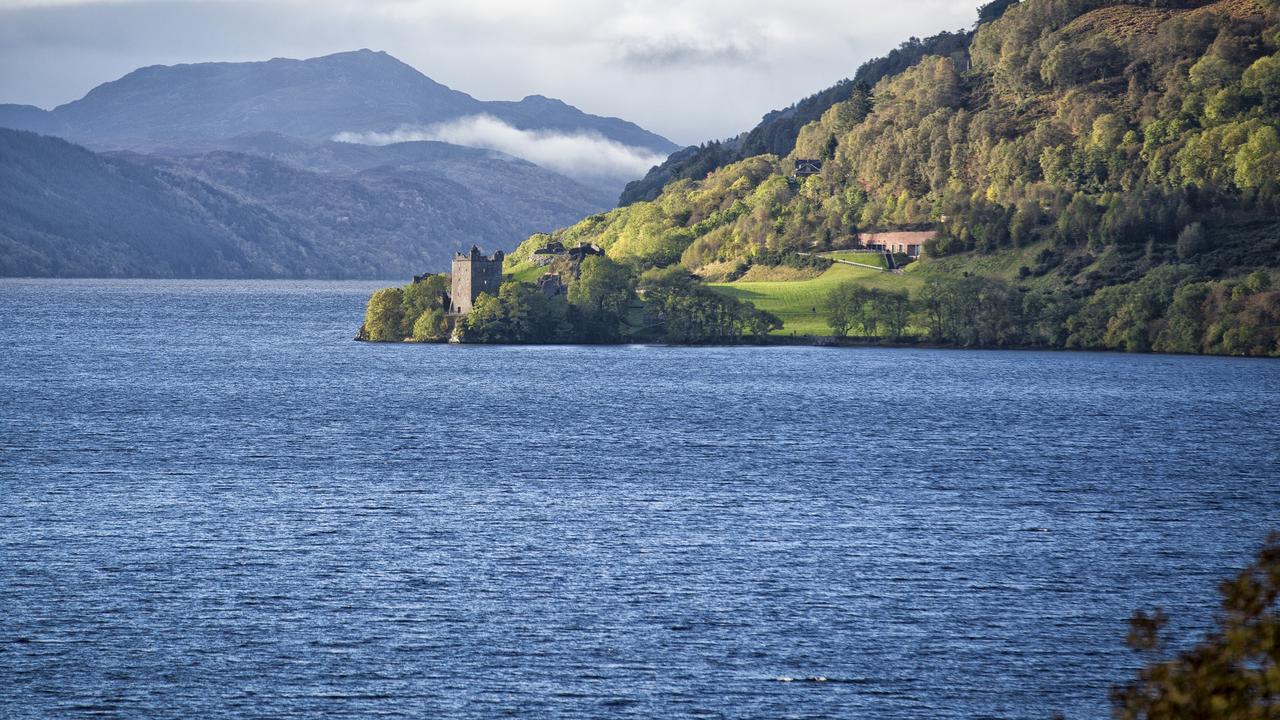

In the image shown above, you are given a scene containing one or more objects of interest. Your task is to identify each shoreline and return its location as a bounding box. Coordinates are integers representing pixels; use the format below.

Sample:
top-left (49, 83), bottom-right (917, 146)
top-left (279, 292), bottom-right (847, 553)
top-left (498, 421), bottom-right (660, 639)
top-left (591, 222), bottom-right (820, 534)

top-left (355, 335), bottom-right (1280, 359)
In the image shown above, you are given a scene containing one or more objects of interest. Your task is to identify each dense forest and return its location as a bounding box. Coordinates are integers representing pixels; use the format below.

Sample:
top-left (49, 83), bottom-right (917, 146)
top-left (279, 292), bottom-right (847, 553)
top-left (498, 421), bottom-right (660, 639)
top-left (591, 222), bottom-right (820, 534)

top-left (617, 26), bottom-right (980, 206)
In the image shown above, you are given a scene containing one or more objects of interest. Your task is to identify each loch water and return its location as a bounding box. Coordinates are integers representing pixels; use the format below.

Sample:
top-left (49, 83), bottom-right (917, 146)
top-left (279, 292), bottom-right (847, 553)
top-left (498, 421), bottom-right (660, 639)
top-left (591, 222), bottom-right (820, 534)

top-left (1, 279), bottom-right (1278, 720)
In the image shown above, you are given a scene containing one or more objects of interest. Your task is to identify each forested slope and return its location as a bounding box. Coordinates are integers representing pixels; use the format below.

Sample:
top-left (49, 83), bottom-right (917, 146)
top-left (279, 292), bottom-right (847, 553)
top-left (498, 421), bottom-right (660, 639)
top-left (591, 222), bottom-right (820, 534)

top-left (0, 130), bottom-right (611, 278)
top-left (508, 0), bottom-right (1280, 355)
top-left (616, 14), bottom-right (994, 206)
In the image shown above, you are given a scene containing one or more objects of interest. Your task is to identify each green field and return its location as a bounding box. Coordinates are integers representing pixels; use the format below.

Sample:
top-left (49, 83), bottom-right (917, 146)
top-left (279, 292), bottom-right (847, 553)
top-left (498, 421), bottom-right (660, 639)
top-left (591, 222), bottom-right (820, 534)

top-left (710, 263), bottom-right (922, 336)
top-left (506, 263), bottom-right (548, 284)
top-left (823, 251), bottom-right (888, 269)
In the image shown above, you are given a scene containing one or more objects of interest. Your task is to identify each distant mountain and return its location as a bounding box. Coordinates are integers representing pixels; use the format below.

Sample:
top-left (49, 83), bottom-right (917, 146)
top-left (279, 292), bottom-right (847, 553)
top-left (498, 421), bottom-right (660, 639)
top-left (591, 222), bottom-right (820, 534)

top-left (0, 50), bottom-right (679, 278)
top-left (0, 50), bottom-right (677, 156)
top-left (0, 104), bottom-right (64, 136)
top-left (0, 129), bottom-right (612, 278)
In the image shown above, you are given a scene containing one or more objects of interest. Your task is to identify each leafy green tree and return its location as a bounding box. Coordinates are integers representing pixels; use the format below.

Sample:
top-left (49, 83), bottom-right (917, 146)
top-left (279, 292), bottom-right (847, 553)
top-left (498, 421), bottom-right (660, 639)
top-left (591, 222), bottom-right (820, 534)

top-left (1243, 52), bottom-right (1280, 114)
top-left (1155, 282), bottom-right (1211, 354)
top-left (826, 282), bottom-right (887, 337)
top-left (1023, 291), bottom-right (1077, 347)
top-left (1101, 266), bottom-right (1194, 353)
top-left (873, 289), bottom-right (912, 339)
top-left (569, 255), bottom-right (635, 341)
top-left (1113, 532), bottom-right (1280, 720)
top-left (825, 282), bottom-right (860, 338)
top-left (1235, 126), bottom-right (1280, 191)
top-left (1248, 269), bottom-right (1274, 293)
top-left (362, 287), bottom-right (405, 342)
top-left (1177, 222), bottom-right (1208, 260)
top-left (857, 289), bottom-right (880, 336)
top-left (402, 274), bottom-right (450, 328)
top-left (976, 0), bottom-right (1019, 25)
top-left (411, 308), bottom-right (450, 342)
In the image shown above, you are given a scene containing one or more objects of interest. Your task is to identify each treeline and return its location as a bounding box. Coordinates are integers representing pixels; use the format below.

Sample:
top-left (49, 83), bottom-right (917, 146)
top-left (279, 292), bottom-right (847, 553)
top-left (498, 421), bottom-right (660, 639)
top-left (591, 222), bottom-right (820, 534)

top-left (638, 267), bottom-right (782, 343)
top-left (359, 256), bottom-right (782, 345)
top-left (825, 267), bottom-right (1280, 355)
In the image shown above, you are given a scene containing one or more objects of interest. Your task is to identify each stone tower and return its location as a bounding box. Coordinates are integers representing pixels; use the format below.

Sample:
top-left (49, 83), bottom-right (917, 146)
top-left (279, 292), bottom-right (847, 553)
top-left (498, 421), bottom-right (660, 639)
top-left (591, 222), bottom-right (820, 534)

top-left (450, 245), bottom-right (504, 315)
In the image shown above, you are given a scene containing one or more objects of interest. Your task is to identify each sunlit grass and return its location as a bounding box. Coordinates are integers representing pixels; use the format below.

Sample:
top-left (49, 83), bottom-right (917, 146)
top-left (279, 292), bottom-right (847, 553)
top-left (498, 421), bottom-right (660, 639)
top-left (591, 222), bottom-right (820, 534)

top-left (824, 251), bottom-right (888, 269)
top-left (710, 264), bottom-right (922, 336)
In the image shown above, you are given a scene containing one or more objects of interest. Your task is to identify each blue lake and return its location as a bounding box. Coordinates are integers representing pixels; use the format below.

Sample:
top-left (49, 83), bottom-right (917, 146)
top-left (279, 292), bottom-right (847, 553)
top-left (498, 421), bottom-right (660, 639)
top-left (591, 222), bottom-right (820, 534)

top-left (1, 279), bottom-right (1278, 719)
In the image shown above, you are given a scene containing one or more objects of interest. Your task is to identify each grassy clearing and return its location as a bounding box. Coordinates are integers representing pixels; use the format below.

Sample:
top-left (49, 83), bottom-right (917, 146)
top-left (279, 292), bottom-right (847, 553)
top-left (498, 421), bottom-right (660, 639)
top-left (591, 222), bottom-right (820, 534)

top-left (824, 251), bottom-right (888, 269)
top-left (506, 263), bottom-right (548, 284)
top-left (710, 263), bottom-right (922, 336)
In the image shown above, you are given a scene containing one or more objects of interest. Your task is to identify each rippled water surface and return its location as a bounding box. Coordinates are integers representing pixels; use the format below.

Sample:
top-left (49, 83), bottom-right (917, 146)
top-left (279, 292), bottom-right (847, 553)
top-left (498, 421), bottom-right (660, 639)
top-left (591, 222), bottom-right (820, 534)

top-left (2, 279), bottom-right (1279, 719)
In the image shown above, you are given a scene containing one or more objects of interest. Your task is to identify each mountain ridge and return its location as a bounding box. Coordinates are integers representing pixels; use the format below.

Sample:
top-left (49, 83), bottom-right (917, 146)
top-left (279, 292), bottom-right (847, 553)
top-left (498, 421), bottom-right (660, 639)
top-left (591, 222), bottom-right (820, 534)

top-left (0, 128), bottom-right (613, 278)
top-left (0, 49), bottom-right (678, 156)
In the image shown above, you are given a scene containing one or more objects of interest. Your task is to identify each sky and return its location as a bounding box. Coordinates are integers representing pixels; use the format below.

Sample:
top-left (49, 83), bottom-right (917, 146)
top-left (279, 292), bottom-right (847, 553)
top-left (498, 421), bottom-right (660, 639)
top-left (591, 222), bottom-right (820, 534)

top-left (0, 0), bottom-right (980, 145)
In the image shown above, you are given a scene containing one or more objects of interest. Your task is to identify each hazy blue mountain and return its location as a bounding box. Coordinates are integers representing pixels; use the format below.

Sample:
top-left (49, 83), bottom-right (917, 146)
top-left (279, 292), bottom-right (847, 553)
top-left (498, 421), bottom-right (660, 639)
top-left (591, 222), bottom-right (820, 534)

top-left (5, 50), bottom-right (677, 156)
top-left (0, 129), bottom-right (612, 278)
top-left (0, 104), bottom-right (64, 136)
top-left (0, 51), bottom-right (677, 277)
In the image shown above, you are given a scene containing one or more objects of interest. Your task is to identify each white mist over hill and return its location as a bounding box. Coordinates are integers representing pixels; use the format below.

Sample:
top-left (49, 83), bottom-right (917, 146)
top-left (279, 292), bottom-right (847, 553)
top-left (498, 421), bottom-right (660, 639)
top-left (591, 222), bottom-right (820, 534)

top-left (334, 114), bottom-right (667, 179)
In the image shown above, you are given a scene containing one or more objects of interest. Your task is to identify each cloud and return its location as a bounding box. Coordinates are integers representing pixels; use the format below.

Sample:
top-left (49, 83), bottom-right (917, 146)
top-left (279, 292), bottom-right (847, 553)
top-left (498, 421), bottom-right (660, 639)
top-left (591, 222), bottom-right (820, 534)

top-left (617, 35), bottom-right (761, 69)
top-left (0, 0), bottom-right (981, 142)
top-left (333, 115), bottom-right (668, 179)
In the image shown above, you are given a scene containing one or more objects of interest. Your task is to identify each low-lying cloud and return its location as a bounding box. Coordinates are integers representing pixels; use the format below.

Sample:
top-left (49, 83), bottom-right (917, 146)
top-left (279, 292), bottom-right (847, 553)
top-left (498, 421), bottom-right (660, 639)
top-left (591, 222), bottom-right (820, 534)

top-left (333, 115), bottom-right (668, 179)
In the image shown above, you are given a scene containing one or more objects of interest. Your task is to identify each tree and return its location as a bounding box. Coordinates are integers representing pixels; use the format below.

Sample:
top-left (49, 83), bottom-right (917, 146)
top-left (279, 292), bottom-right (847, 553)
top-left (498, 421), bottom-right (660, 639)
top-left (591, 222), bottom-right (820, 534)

top-left (874, 289), bottom-right (912, 339)
top-left (1247, 269), bottom-right (1274, 293)
top-left (826, 281), bottom-right (866, 338)
top-left (1113, 532), bottom-right (1280, 720)
top-left (402, 274), bottom-right (450, 329)
top-left (362, 288), bottom-right (405, 342)
top-left (1235, 126), bottom-right (1280, 191)
top-left (1243, 52), bottom-right (1280, 114)
top-left (569, 256), bottom-right (634, 341)
top-left (411, 308), bottom-right (449, 342)
top-left (1177, 222), bottom-right (1208, 260)
top-left (976, 0), bottom-right (1019, 26)
top-left (1155, 282), bottom-right (1210, 354)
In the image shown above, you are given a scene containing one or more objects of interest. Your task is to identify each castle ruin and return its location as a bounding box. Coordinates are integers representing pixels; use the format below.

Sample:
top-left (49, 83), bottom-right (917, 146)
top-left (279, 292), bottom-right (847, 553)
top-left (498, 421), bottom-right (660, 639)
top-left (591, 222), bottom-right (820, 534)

top-left (450, 245), bottom-right (504, 315)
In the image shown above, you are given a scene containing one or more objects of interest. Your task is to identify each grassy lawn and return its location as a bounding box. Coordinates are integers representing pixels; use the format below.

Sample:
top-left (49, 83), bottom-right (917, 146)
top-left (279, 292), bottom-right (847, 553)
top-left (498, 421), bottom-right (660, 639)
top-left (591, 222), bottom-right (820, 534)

top-left (710, 263), bottom-right (922, 336)
top-left (506, 263), bottom-right (547, 284)
top-left (824, 250), bottom-right (888, 269)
